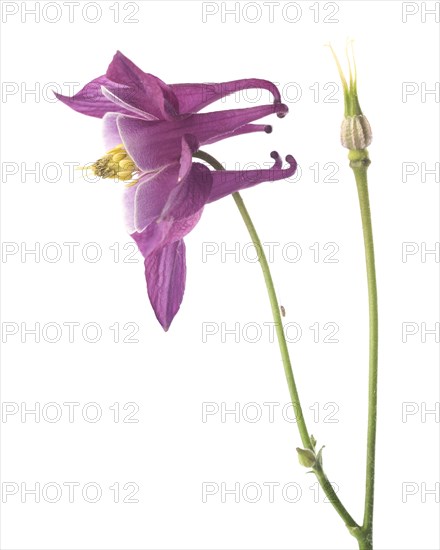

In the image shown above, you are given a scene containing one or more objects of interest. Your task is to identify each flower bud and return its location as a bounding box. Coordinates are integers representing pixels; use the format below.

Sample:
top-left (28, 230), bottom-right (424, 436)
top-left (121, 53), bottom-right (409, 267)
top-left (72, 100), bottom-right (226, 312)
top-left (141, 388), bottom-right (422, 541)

top-left (341, 115), bottom-right (372, 150)
top-left (296, 447), bottom-right (316, 468)
top-left (328, 41), bottom-right (373, 152)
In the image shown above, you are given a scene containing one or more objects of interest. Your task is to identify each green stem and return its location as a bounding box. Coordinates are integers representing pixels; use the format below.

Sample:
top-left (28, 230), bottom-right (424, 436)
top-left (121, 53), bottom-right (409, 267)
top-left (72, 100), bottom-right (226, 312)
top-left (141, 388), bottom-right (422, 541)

top-left (349, 149), bottom-right (378, 550)
top-left (194, 149), bottom-right (361, 536)
top-left (232, 191), bottom-right (312, 448)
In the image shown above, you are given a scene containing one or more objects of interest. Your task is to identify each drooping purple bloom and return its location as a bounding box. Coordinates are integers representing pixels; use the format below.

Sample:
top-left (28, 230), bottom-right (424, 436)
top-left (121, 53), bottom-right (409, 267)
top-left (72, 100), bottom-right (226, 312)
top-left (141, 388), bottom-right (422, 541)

top-left (56, 52), bottom-right (297, 330)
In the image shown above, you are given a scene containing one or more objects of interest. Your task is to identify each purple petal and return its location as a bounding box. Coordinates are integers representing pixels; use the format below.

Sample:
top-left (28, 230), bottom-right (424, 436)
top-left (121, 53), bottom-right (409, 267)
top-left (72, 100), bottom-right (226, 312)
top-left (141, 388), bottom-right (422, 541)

top-left (190, 104), bottom-right (288, 145)
top-left (178, 134), bottom-right (198, 182)
top-left (132, 136), bottom-right (205, 232)
top-left (117, 103), bottom-right (287, 172)
top-left (102, 113), bottom-right (122, 149)
top-left (133, 158), bottom-right (211, 234)
top-left (116, 115), bottom-right (181, 171)
top-left (124, 183), bottom-right (137, 234)
top-left (106, 51), bottom-right (179, 120)
top-left (203, 123), bottom-right (272, 145)
top-left (130, 221), bottom-right (170, 259)
top-left (130, 209), bottom-right (203, 259)
top-left (144, 239), bottom-right (186, 331)
top-left (134, 164), bottom-right (181, 232)
top-left (101, 86), bottom-right (159, 121)
top-left (160, 162), bottom-right (212, 222)
top-left (55, 75), bottom-right (134, 118)
top-left (208, 152), bottom-right (297, 203)
top-left (170, 79), bottom-right (283, 114)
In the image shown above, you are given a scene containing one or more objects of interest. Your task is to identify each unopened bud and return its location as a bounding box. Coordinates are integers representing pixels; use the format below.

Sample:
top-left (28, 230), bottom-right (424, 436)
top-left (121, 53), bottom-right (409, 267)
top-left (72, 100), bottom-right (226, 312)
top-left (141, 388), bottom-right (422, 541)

top-left (296, 447), bottom-right (316, 468)
top-left (328, 41), bottom-right (373, 152)
top-left (341, 115), bottom-right (372, 150)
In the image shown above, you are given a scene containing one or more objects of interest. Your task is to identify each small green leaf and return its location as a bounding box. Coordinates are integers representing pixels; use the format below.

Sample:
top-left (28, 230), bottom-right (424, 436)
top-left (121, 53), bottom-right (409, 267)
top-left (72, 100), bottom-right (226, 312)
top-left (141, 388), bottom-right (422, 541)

top-left (316, 445), bottom-right (325, 468)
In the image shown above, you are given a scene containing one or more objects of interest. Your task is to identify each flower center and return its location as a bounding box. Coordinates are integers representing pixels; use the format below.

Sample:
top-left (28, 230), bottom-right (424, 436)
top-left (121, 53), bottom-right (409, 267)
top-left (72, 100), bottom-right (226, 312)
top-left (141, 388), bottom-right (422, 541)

top-left (91, 144), bottom-right (137, 182)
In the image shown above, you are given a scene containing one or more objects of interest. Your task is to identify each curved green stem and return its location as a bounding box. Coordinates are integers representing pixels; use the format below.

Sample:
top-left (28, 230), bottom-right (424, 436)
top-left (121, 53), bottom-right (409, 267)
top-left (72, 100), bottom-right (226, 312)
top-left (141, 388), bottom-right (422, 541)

top-left (194, 149), bottom-right (361, 537)
top-left (232, 192), bottom-right (312, 449)
top-left (349, 149), bottom-right (378, 549)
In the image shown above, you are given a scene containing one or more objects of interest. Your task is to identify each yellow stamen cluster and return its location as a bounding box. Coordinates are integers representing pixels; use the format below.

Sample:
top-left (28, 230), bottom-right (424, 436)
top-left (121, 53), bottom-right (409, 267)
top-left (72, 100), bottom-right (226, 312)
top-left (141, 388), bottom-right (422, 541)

top-left (91, 144), bottom-right (137, 182)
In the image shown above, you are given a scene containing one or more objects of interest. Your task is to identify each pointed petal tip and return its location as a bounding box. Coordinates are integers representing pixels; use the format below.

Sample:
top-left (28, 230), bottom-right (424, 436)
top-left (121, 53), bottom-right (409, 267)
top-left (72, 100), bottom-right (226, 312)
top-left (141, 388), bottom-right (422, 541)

top-left (54, 90), bottom-right (68, 103)
top-left (155, 308), bottom-right (173, 331)
top-left (145, 240), bottom-right (187, 333)
top-left (110, 50), bottom-right (127, 65)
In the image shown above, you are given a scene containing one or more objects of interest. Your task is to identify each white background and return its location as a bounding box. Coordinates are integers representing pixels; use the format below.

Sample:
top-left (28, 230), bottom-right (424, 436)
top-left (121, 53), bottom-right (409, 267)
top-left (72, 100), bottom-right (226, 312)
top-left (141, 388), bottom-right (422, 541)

top-left (1, 1), bottom-right (439, 549)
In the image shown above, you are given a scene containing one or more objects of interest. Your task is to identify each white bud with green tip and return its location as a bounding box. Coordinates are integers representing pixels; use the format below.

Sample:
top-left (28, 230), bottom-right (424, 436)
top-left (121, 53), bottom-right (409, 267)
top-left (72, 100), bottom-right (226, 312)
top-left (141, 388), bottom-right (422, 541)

top-left (328, 42), bottom-right (372, 151)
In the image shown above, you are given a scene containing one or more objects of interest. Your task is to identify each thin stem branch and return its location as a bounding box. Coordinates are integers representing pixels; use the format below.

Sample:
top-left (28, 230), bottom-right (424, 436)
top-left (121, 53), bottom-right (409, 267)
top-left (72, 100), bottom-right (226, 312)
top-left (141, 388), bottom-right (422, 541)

top-left (232, 191), bottom-right (313, 449)
top-left (194, 149), bottom-right (361, 535)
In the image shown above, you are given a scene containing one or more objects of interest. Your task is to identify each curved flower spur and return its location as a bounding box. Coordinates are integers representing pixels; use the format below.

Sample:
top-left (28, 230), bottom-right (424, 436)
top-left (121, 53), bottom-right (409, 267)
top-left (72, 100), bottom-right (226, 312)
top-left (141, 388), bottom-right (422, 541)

top-left (56, 51), bottom-right (296, 330)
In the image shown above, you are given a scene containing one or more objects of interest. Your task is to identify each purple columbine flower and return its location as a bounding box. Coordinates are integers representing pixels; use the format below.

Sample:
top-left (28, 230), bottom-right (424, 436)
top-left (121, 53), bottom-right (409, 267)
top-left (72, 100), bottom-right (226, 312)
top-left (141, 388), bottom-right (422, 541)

top-left (56, 51), bottom-right (297, 330)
